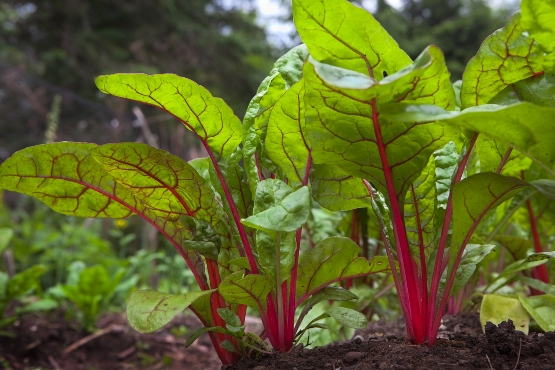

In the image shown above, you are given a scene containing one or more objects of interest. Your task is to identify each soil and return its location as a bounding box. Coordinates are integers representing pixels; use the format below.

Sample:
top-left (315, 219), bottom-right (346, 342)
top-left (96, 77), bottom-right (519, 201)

top-left (1, 312), bottom-right (554, 370)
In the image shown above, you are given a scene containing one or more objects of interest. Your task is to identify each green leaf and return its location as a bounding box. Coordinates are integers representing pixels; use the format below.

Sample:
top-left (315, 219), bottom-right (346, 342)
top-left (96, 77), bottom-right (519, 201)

top-left (218, 271), bottom-right (273, 312)
top-left (296, 237), bottom-right (389, 303)
top-left (519, 277), bottom-right (555, 296)
top-left (185, 326), bottom-right (227, 347)
top-left (297, 286), bottom-right (358, 329)
top-left (521, 0), bottom-right (555, 74)
top-left (127, 289), bottom-right (214, 333)
top-left (519, 295), bottom-right (555, 332)
top-left (304, 46), bottom-right (458, 207)
top-left (489, 74), bottom-right (555, 108)
top-left (480, 294), bottom-right (529, 334)
top-left (255, 230), bottom-right (296, 283)
top-left (310, 164), bottom-right (372, 211)
top-left (292, 0), bottom-right (411, 77)
top-left (0, 228), bottom-right (13, 255)
top-left (266, 80), bottom-right (311, 186)
top-left (242, 186), bottom-right (311, 233)
top-left (476, 136), bottom-right (531, 176)
top-left (326, 307), bottom-right (367, 329)
top-left (451, 173), bottom-right (529, 275)
top-left (523, 251), bottom-right (555, 263)
top-left (217, 308), bottom-right (243, 333)
top-left (243, 44), bottom-right (309, 193)
top-left (494, 235), bottom-right (533, 261)
top-left (92, 143), bottom-right (229, 238)
top-left (6, 265), bottom-right (47, 301)
top-left (461, 13), bottom-right (543, 109)
top-left (95, 74), bottom-right (242, 161)
top-left (449, 244), bottom-right (496, 297)
top-left (379, 103), bottom-right (555, 177)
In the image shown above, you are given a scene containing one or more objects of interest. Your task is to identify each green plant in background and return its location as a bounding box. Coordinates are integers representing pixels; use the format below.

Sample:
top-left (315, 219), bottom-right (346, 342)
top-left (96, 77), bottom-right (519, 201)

top-left (1, 0), bottom-right (555, 364)
top-left (48, 261), bottom-right (136, 332)
top-left (0, 227), bottom-right (56, 333)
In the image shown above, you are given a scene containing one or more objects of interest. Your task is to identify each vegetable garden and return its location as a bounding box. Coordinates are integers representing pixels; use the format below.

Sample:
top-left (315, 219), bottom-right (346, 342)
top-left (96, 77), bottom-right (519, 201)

top-left (1, 0), bottom-right (555, 368)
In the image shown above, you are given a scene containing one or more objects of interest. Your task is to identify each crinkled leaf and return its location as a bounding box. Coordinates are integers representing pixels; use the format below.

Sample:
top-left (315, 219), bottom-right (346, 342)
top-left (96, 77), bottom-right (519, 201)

top-left (127, 289), bottom-right (214, 333)
top-left (433, 141), bottom-right (460, 237)
top-left (451, 173), bottom-right (529, 276)
top-left (242, 186), bottom-right (310, 233)
top-left (255, 230), bottom-right (296, 282)
top-left (243, 44), bottom-right (309, 193)
top-left (449, 244), bottom-right (496, 297)
top-left (296, 237), bottom-right (389, 304)
top-left (304, 46), bottom-right (458, 207)
top-left (379, 103), bottom-right (555, 177)
top-left (266, 80), bottom-right (311, 186)
top-left (461, 13), bottom-right (543, 109)
top-left (95, 74), bottom-right (242, 161)
top-left (218, 271), bottom-right (273, 312)
top-left (217, 308), bottom-right (243, 332)
top-left (519, 295), bottom-right (555, 332)
top-left (480, 294), bottom-right (529, 334)
top-left (523, 251), bottom-right (555, 263)
top-left (521, 0), bottom-right (555, 74)
top-left (310, 164), bottom-right (372, 211)
top-left (326, 307), bottom-right (367, 329)
top-left (292, 0), bottom-right (411, 77)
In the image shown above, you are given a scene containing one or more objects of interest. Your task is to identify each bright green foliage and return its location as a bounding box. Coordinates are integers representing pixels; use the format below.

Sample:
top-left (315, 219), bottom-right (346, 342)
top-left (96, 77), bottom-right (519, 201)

top-left (295, 237), bottom-right (388, 303)
top-left (461, 13), bottom-right (543, 109)
top-left (293, 0), bottom-right (411, 77)
top-left (127, 289), bottom-right (214, 334)
top-left (449, 244), bottom-right (496, 296)
top-left (303, 46), bottom-right (458, 207)
top-left (95, 74), bottom-right (242, 161)
top-left (326, 306), bottom-right (367, 329)
top-left (59, 264), bottom-right (127, 332)
top-left (480, 294), bottom-right (530, 334)
top-left (380, 103), bottom-right (555, 177)
top-left (521, 0), bottom-right (555, 73)
top-left (218, 272), bottom-right (273, 312)
top-left (519, 295), bottom-right (555, 332)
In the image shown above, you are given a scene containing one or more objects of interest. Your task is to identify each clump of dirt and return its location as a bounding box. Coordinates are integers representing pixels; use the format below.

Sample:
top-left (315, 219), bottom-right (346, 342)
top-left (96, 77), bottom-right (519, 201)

top-left (226, 317), bottom-right (555, 370)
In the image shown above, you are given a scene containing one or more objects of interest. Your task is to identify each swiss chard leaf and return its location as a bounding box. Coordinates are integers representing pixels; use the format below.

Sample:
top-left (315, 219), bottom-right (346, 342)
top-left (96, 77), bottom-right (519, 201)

top-left (521, 0), bottom-right (555, 74)
top-left (218, 271), bottom-right (273, 312)
top-left (379, 103), bottom-right (555, 177)
top-left (293, 0), bottom-right (411, 77)
top-left (519, 295), bottom-right (555, 332)
top-left (127, 289), bottom-right (214, 333)
top-left (461, 12), bottom-right (543, 109)
top-left (296, 236), bottom-right (389, 304)
top-left (95, 74), bottom-right (242, 161)
top-left (304, 45), bottom-right (458, 207)
top-left (449, 244), bottom-right (496, 297)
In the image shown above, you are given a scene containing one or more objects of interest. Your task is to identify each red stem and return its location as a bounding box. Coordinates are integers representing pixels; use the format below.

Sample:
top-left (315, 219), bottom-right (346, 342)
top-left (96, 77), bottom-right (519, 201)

top-left (370, 99), bottom-right (423, 342)
top-left (411, 184), bottom-right (429, 326)
top-left (526, 194), bottom-right (549, 284)
top-left (202, 141), bottom-right (259, 274)
top-left (427, 133), bottom-right (478, 342)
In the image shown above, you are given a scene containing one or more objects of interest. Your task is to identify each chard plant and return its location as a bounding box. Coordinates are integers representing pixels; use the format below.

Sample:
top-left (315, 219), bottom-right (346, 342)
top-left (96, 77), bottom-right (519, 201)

top-left (286, 0), bottom-right (555, 345)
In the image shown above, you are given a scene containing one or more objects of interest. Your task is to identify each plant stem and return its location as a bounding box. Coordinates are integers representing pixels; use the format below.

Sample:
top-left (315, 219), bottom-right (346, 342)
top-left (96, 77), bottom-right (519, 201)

top-left (427, 132), bottom-right (478, 342)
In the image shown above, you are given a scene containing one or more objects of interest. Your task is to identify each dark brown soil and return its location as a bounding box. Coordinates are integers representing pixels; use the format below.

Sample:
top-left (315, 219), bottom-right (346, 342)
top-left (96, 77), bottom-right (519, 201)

top-left (1, 313), bottom-right (554, 370)
top-left (227, 315), bottom-right (555, 370)
top-left (0, 312), bottom-right (221, 369)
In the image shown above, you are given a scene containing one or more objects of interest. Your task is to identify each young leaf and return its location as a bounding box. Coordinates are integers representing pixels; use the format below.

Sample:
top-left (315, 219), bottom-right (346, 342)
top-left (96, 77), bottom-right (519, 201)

top-left (6, 265), bottom-right (47, 301)
top-left (0, 228), bottom-right (13, 255)
top-left (242, 186), bottom-right (311, 234)
top-left (266, 80), bottom-right (310, 186)
top-left (450, 173), bottom-right (529, 271)
top-left (127, 289), bottom-right (214, 333)
top-left (461, 13), bottom-right (543, 109)
top-left (185, 326), bottom-right (227, 347)
top-left (243, 44), bottom-right (309, 193)
top-left (218, 271), bottom-right (273, 312)
top-left (95, 74), bottom-right (242, 161)
top-left (520, 277), bottom-right (555, 296)
top-left (296, 237), bottom-right (389, 304)
top-left (449, 244), bottom-right (496, 297)
top-left (292, 0), bottom-right (411, 77)
top-left (519, 295), bottom-right (555, 332)
top-left (304, 45), bottom-right (458, 207)
top-left (326, 307), bottom-right (367, 329)
top-left (217, 308), bottom-right (244, 333)
top-left (523, 251), bottom-right (555, 263)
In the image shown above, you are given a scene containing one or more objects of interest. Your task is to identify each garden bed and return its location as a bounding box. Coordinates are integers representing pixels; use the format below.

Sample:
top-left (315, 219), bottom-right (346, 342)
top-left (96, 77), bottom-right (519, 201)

top-left (2, 313), bottom-right (554, 370)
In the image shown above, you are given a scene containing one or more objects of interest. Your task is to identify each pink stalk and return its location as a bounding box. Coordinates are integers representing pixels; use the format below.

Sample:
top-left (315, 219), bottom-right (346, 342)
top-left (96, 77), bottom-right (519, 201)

top-left (410, 184), bottom-right (429, 325)
top-left (526, 197), bottom-right (550, 285)
top-left (427, 133), bottom-right (478, 342)
top-left (370, 99), bottom-right (424, 342)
